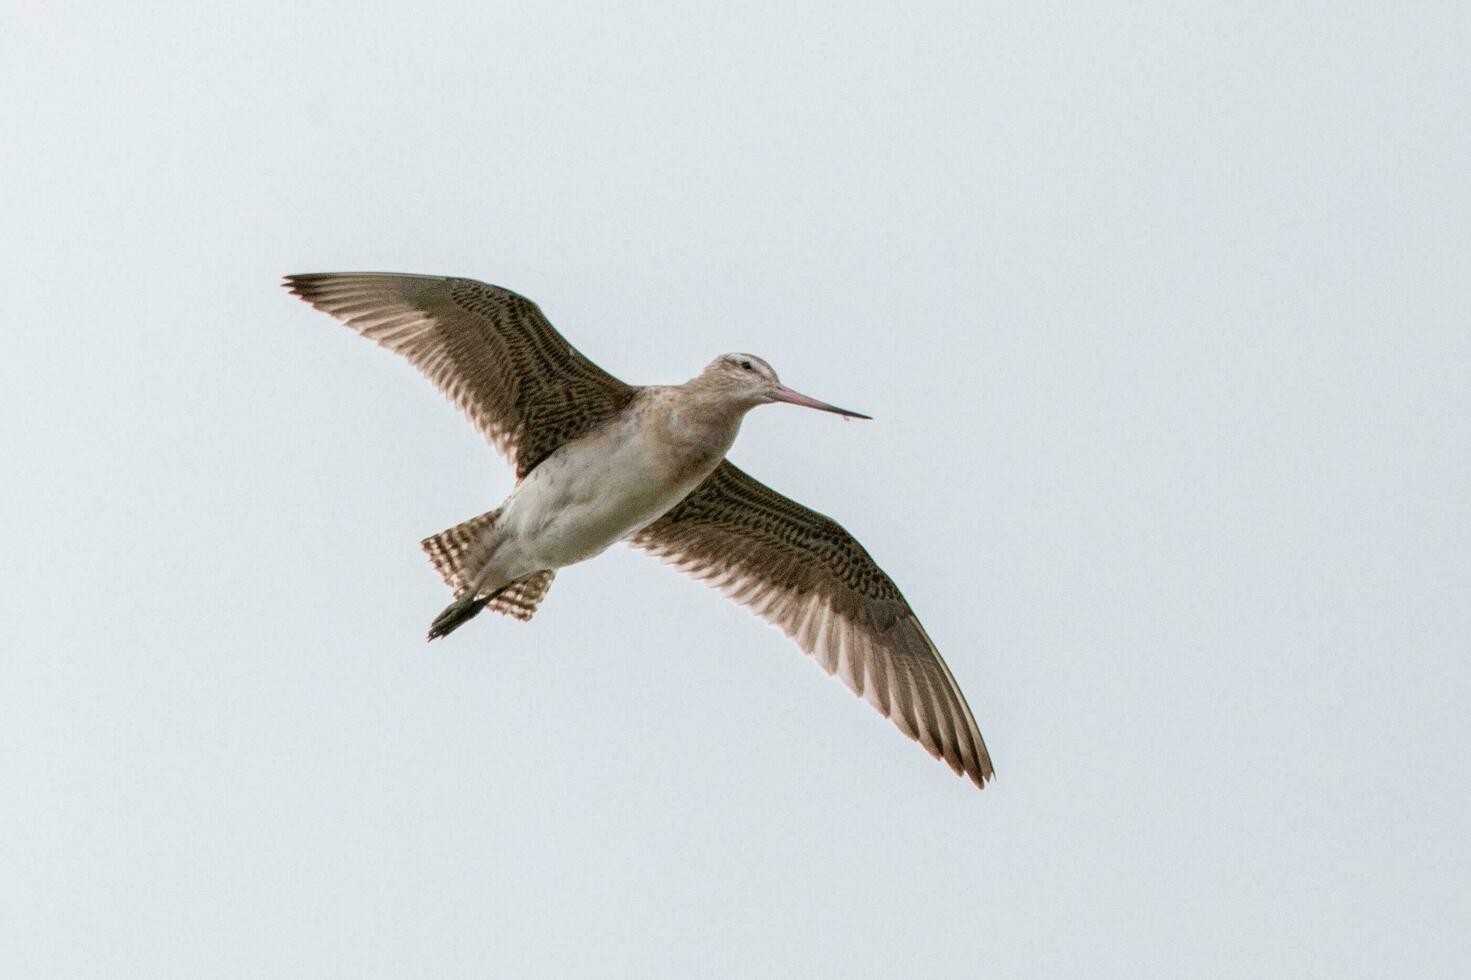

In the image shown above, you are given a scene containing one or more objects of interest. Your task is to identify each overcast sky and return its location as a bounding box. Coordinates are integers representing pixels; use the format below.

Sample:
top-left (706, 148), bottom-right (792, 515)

top-left (2, 2), bottom-right (1468, 977)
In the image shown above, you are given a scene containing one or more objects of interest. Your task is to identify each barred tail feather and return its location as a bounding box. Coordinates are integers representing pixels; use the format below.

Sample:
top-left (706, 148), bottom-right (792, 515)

top-left (487, 570), bottom-right (556, 622)
top-left (421, 510), bottom-right (556, 623)
top-left (421, 509), bottom-right (501, 596)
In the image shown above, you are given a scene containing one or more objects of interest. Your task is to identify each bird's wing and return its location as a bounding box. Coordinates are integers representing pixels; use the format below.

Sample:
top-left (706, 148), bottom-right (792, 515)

top-left (285, 273), bottom-right (636, 477)
top-left (631, 461), bottom-right (993, 787)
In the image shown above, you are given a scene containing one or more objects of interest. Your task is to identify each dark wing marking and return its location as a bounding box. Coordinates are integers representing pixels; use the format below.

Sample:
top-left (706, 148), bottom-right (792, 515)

top-left (286, 272), bottom-right (635, 477)
top-left (632, 461), bottom-right (993, 787)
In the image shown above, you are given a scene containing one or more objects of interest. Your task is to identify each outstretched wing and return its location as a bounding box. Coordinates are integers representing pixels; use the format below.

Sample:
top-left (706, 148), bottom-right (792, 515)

top-left (285, 272), bottom-right (636, 477)
top-left (631, 461), bottom-right (993, 788)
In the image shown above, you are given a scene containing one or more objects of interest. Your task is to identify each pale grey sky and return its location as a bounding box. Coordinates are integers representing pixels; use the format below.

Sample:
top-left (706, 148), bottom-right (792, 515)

top-left (2, 2), bottom-right (1468, 977)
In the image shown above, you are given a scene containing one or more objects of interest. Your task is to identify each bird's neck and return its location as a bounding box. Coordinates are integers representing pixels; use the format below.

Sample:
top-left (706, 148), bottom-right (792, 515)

top-left (651, 382), bottom-right (749, 461)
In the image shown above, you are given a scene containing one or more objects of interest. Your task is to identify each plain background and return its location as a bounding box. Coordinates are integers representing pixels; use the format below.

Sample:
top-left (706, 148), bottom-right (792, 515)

top-left (2, 2), bottom-right (1468, 977)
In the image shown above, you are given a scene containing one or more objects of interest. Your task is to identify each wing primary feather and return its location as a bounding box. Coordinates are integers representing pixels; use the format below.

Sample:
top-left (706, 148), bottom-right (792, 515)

top-left (632, 460), bottom-right (994, 788)
top-left (285, 272), bottom-right (636, 478)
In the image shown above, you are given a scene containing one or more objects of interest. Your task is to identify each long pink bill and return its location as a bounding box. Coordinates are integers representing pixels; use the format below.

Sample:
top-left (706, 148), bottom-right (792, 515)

top-left (769, 384), bottom-right (871, 420)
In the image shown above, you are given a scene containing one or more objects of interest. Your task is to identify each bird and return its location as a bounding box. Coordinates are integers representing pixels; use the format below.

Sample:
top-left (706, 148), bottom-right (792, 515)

top-left (285, 272), bottom-right (993, 788)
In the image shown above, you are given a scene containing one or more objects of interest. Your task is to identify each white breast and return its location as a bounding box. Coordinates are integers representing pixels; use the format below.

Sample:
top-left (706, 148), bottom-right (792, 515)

top-left (497, 405), bottom-right (733, 574)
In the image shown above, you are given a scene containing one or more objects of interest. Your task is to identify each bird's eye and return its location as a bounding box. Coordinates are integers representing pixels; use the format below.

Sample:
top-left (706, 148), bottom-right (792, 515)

top-left (740, 360), bottom-right (753, 371)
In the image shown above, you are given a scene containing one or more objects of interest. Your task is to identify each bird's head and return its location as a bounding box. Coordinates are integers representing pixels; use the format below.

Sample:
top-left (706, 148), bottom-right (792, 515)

top-left (698, 353), bottom-right (871, 419)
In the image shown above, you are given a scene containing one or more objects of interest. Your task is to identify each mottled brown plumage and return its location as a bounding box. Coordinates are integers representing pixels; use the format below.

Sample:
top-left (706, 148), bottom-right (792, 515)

top-left (286, 271), bottom-right (993, 788)
top-left (285, 273), bottom-right (635, 477)
top-left (634, 464), bottom-right (992, 785)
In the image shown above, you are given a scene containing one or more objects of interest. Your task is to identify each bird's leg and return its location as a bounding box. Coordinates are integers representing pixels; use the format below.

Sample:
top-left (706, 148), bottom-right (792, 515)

top-left (427, 586), bottom-right (505, 641)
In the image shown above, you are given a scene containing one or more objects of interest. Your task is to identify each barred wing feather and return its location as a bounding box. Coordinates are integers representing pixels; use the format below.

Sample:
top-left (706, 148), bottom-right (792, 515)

top-left (632, 462), bottom-right (993, 787)
top-left (285, 273), bottom-right (635, 478)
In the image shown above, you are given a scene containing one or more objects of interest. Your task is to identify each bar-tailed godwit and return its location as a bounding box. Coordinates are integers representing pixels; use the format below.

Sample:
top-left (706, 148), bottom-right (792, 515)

top-left (286, 272), bottom-right (993, 787)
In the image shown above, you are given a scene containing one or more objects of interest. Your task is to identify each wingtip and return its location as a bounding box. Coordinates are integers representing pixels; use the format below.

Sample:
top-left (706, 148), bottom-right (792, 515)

top-left (282, 273), bottom-right (343, 305)
top-left (948, 752), bottom-right (993, 790)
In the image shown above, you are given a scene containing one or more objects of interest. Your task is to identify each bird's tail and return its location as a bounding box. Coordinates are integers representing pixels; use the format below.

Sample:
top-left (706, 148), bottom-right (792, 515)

top-left (421, 511), bottom-right (557, 628)
top-left (422, 509), bottom-right (502, 595)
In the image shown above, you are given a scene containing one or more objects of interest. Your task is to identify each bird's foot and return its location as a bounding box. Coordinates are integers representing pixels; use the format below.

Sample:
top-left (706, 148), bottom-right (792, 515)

top-left (427, 593), bottom-right (489, 641)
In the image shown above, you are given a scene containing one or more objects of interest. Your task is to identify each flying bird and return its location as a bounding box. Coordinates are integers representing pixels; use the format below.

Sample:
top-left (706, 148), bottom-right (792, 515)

top-left (285, 272), bottom-right (993, 788)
